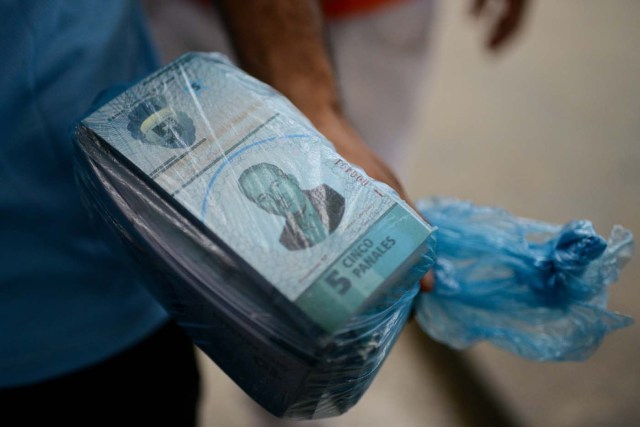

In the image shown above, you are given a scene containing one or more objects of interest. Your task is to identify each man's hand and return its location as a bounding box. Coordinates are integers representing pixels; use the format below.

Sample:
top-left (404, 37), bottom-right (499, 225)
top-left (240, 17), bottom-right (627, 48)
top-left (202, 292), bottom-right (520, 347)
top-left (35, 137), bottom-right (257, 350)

top-left (471, 0), bottom-right (530, 51)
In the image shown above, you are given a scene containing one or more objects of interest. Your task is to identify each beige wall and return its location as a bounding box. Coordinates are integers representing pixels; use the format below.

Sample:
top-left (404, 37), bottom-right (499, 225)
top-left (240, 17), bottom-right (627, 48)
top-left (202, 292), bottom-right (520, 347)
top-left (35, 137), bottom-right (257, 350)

top-left (408, 1), bottom-right (640, 426)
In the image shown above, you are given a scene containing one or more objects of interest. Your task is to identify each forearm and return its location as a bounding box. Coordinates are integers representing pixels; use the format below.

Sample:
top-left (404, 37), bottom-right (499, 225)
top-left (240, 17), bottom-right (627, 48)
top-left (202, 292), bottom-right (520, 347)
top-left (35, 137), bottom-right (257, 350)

top-left (215, 0), bottom-right (341, 124)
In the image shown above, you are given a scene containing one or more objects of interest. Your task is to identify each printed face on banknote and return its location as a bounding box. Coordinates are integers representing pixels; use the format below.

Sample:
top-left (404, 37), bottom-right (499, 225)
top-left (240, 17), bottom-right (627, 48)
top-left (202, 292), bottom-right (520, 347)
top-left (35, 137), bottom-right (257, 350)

top-left (127, 96), bottom-right (196, 149)
top-left (238, 163), bottom-right (309, 216)
top-left (238, 162), bottom-right (345, 251)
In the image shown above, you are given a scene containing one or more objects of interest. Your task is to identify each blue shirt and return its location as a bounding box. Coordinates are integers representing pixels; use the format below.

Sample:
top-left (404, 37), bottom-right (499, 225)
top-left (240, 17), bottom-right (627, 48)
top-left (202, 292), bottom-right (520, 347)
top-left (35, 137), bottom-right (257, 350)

top-left (0, 0), bottom-right (169, 387)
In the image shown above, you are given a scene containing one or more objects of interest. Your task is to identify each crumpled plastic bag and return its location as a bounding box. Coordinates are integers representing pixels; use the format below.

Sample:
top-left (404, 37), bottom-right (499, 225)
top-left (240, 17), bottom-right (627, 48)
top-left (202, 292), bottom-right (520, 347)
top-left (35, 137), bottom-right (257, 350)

top-left (415, 197), bottom-right (634, 361)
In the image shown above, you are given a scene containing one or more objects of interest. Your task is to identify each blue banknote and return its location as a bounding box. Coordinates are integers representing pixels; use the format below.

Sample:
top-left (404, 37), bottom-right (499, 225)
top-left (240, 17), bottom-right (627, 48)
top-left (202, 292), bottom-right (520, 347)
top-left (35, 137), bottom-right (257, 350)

top-left (82, 52), bottom-right (433, 333)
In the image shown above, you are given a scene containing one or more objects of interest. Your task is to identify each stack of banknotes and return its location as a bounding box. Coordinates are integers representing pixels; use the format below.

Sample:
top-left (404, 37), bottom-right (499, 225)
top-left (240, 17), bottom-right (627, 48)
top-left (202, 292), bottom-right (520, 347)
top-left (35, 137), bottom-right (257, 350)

top-left (75, 53), bottom-right (435, 418)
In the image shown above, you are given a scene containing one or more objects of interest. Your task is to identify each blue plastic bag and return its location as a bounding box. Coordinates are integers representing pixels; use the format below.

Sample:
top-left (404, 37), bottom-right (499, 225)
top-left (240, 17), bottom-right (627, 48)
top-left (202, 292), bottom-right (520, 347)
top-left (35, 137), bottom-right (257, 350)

top-left (415, 197), bottom-right (634, 361)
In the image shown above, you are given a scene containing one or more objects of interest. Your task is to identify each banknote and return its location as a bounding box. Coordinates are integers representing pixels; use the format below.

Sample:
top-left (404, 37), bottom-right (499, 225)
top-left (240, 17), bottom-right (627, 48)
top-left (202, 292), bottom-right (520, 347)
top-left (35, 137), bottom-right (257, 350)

top-left (81, 52), bottom-right (433, 333)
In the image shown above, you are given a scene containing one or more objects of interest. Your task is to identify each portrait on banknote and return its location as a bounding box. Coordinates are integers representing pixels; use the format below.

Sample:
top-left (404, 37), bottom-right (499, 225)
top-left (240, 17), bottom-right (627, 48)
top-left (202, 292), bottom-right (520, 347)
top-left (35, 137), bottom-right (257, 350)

top-left (127, 95), bottom-right (196, 149)
top-left (238, 162), bottom-right (345, 251)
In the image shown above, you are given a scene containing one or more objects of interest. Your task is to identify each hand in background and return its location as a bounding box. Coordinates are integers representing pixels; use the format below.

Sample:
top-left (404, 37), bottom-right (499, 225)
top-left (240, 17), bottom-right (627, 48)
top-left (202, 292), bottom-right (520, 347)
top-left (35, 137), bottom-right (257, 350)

top-left (471, 0), bottom-right (530, 51)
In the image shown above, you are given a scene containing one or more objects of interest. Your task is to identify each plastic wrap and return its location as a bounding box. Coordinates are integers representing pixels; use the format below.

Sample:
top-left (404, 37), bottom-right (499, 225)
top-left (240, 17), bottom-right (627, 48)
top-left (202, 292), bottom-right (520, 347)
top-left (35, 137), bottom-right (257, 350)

top-left (415, 197), bottom-right (634, 361)
top-left (74, 52), bottom-right (435, 419)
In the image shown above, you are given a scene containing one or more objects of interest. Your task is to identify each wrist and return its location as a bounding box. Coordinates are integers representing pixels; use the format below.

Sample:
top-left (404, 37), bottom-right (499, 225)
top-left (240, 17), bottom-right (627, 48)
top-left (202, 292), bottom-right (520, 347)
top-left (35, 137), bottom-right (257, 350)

top-left (272, 73), bottom-right (344, 127)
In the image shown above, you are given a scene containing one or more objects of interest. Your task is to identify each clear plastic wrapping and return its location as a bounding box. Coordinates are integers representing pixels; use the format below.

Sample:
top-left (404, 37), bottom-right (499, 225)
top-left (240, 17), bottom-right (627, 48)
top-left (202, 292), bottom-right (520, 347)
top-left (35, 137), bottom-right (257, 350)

top-left (74, 53), bottom-right (435, 419)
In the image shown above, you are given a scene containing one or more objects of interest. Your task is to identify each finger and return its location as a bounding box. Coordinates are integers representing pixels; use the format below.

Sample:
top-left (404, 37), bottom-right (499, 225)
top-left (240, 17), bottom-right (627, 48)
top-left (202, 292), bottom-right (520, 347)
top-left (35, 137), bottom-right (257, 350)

top-left (471, 0), bottom-right (489, 17)
top-left (488, 0), bottom-right (527, 50)
top-left (420, 270), bottom-right (435, 292)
